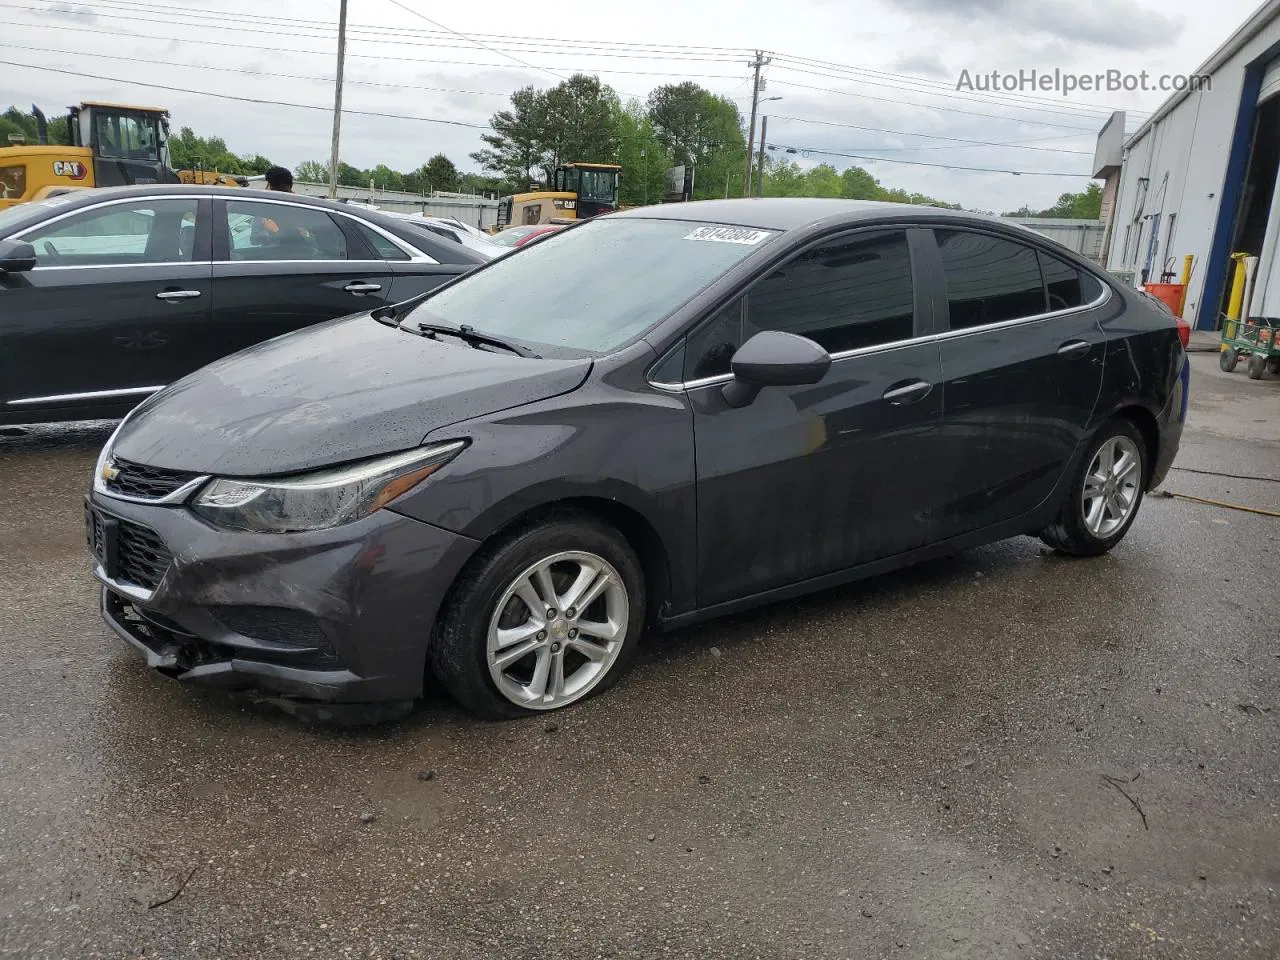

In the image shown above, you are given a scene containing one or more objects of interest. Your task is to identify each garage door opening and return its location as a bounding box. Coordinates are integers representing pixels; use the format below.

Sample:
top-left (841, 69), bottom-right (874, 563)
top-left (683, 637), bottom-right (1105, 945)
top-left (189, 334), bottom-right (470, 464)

top-left (1220, 93), bottom-right (1280, 322)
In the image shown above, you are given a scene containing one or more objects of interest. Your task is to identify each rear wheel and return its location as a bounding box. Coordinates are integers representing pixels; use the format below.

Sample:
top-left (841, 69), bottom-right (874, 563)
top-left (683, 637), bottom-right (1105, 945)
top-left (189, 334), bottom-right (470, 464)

top-left (430, 514), bottom-right (645, 718)
top-left (1248, 352), bottom-right (1267, 379)
top-left (1040, 420), bottom-right (1147, 556)
top-left (1220, 348), bottom-right (1239, 372)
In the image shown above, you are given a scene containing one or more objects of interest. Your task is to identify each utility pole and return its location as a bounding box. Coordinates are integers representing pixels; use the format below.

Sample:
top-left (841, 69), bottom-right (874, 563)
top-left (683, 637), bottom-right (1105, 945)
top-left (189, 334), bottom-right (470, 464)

top-left (743, 50), bottom-right (770, 197)
top-left (756, 116), bottom-right (768, 197)
top-left (327, 0), bottom-right (348, 199)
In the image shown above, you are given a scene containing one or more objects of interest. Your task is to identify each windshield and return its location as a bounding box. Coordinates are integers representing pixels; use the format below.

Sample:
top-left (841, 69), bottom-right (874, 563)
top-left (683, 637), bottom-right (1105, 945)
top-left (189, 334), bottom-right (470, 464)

top-left (406, 218), bottom-right (777, 354)
top-left (578, 169), bottom-right (618, 204)
top-left (490, 226), bottom-right (538, 247)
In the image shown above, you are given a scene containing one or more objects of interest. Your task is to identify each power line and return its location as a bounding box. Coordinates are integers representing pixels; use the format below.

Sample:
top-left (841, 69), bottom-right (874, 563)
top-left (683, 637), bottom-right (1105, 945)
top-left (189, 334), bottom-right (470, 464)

top-left (769, 52), bottom-right (1151, 118)
top-left (767, 114), bottom-right (1094, 154)
top-left (0, 3), bottom-right (746, 62)
top-left (768, 60), bottom-right (1123, 124)
top-left (767, 79), bottom-right (1098, 132)
top-left (2, 17), bottom-right (747, 78)
top-left (0, 59), bottom-right (492, 129)
top-left (767, 142), bottom-right (1093, 177)
top-left (37, 0), bottom-right (758, 56)
top-left (1, 41), bottom-right (512, 96)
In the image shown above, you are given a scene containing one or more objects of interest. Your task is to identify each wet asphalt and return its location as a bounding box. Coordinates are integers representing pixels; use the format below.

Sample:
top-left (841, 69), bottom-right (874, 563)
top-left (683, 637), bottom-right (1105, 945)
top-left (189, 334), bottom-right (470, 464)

top-left (0, 351), bottom-right (1277, 960)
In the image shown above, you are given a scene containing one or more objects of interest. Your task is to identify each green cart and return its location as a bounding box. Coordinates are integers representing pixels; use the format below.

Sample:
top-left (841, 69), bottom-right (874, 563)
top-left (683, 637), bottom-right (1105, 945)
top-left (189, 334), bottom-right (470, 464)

top-left (1219, 316), bottom-right (1280, 379)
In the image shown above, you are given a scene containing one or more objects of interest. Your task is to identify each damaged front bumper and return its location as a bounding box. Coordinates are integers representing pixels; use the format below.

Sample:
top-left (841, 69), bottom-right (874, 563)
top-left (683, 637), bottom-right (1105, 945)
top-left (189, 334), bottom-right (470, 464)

top-left (88, 492), bottom-right (479, 710)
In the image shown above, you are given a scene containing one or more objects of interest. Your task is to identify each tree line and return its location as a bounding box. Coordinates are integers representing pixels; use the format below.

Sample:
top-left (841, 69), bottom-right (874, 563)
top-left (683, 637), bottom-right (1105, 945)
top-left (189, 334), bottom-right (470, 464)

top-left (3, 102), bottom-right (1103, 215)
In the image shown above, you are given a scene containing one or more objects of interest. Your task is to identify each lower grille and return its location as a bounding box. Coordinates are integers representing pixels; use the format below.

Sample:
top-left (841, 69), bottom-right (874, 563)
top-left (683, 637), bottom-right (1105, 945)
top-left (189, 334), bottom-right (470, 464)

top-left (213, 606), bottom-right (329, 650)
top-left (116, 518), bottom-right (172, 590)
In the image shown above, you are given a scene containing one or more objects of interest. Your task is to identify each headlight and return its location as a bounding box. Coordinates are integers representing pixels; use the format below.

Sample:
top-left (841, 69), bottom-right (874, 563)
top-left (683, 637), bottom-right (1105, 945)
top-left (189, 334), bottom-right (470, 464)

top-left (191, 441), bottom-right (466, 533)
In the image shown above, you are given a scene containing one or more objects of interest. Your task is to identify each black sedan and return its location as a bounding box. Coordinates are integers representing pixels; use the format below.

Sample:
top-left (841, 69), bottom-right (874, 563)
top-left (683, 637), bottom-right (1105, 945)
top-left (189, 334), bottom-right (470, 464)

top-left (0, 185), bottom-right (487, 425)
top-left (85, 198), bottom-right (1189, 719)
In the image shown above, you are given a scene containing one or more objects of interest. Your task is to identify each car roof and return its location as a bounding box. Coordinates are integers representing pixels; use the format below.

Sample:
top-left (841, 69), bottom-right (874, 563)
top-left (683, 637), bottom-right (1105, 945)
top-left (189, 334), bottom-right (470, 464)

top-left (11, 184), bottom-right (488, 265)
top-left (612, 197), bottom-right (962, 231)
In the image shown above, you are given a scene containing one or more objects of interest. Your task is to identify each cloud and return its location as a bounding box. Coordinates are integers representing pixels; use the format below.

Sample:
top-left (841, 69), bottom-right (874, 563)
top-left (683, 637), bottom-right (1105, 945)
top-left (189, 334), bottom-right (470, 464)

top-left (45, 1), bottom-right (96, 20)
top-left (890, 0), bottom-right (1183, 51)
top-left (887, 52), bottom-right (950, 80)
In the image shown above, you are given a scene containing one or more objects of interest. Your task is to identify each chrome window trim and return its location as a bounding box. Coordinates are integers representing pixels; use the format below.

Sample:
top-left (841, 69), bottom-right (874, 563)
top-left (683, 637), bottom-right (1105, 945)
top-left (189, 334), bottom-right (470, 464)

top-left (13, 193), bottom-right (204, 238)
top-left (28, 261), bottom-right (214, 272)
top-left (647, 276), bottom-right (1112, 391)
top-left (6, 385), bottom-right (165, 406)
top-left (223, 196), bottom-right (437, 264)
top-left (93, 564), bottom-right (156, 603)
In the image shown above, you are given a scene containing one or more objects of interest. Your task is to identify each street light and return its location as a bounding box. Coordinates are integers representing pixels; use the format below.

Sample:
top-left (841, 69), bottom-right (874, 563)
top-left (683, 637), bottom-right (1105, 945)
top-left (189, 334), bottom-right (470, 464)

top-left (756, 97), bottom-right (782, 197)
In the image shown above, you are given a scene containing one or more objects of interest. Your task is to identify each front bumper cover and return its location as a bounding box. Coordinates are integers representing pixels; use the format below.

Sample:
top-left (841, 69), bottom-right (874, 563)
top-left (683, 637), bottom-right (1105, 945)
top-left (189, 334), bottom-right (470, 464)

top-left (89, 492), bottom-right (479, 705)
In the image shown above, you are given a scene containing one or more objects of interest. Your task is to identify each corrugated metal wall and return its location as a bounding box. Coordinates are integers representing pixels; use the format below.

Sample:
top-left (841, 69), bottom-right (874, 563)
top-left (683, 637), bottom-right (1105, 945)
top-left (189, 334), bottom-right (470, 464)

top-left (1003, 218), bottom-right (1105, 261)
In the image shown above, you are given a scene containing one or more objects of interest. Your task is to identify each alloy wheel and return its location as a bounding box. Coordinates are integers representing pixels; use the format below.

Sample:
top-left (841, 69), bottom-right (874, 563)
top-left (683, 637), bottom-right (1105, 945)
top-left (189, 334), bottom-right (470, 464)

top-left (1081, 434), bottom-right (1142, 538)
top-left (486, 550), bottom-right (629, 710)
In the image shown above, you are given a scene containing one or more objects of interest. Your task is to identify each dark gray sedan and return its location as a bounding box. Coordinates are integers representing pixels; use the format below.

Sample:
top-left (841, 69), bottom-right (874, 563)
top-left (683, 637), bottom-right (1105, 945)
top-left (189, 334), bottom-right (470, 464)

top-left (85, 198), bottom-right (1189, 719)
top-left (0, 185), bottom-right (487, 425)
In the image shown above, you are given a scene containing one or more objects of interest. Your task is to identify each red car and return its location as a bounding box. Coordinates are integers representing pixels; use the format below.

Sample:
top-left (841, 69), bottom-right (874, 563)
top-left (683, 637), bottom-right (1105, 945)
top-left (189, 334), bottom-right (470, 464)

top-left (491, 224), bottom-right (564, 248)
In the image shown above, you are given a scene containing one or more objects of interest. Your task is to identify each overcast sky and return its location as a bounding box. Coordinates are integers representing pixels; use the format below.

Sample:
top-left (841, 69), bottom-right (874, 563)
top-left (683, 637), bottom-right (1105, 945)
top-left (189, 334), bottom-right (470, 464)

top-left (0, 0), bottom-right (1267, 211)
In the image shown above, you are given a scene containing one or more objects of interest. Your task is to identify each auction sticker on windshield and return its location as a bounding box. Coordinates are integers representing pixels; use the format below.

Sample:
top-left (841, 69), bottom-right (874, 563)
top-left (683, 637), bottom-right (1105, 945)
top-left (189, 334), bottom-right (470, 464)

top-left (682, 226), bottom-right (774, 244)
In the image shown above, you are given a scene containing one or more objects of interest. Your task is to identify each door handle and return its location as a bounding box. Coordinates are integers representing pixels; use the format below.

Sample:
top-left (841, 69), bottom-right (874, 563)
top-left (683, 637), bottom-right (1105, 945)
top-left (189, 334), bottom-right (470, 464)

top-left (155, 289), bottom-right (202, 301)
top-left (345, 282), bottom-right (383, 294)
top-left (882, 379), bottom-right (933, 404)
top-left (1057, 339), bottom-right (1091, 357)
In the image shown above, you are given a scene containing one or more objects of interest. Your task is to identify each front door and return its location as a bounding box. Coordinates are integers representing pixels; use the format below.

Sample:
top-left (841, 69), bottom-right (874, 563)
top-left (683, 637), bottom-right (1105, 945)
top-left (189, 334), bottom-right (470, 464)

top-left (209, 198), bottom-right (396, 365)
top-left (0, 195), bottom-right (211, 420)
top-left (927, 228), bottom-right (1107, 538)
top-left (687, 228), bottom-right (945, 609)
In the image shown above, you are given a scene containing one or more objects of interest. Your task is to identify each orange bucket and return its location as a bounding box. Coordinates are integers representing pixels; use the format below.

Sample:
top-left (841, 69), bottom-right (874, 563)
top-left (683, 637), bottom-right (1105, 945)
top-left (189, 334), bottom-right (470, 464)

top-left (1144, 282), bottom-right (1185, 316)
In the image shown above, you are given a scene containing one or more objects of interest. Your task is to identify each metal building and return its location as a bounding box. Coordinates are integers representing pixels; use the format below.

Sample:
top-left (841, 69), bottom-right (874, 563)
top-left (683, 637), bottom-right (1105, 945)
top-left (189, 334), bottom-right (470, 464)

top-left (1101, 0), bottom-right (1280, 329)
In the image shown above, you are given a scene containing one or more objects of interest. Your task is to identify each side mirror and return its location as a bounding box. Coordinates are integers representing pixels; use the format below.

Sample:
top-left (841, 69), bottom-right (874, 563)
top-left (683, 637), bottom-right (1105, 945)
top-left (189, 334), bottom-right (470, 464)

top-left (0, 238), bottom-right (36, 273)
top-left (722, 330), bottom-right (832, 408)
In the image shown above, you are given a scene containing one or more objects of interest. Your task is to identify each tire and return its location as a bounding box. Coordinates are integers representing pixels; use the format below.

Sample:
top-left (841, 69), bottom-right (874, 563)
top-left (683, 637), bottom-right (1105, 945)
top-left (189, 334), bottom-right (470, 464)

top-left (1268, 357), bottom-right (1280, 375)
top-left (1040, 419), bottom-right (1147, 557)
top-left (1220, 348), bottom-right (1239, 372)
top-left (429, 512), bottom-right (645, 719)
top-left (1247, 352), bottom-right (1267, 380)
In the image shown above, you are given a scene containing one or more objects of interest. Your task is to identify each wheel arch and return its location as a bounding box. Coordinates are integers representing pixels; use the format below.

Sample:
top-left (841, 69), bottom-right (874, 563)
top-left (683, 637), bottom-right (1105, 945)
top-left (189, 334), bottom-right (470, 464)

top-left (1110, 405), bottom-right (1161, 488)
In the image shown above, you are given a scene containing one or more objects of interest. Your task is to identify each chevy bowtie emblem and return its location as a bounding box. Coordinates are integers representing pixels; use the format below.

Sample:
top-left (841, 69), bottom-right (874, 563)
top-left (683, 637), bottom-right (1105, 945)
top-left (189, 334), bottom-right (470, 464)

top-left (101, 460), bottom-right (121, 483)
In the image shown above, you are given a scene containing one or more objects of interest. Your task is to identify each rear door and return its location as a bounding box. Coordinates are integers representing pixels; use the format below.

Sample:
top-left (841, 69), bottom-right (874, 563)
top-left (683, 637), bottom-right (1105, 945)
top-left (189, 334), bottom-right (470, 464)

top-left (208, 198), bottom-right (398, 364)
top-left (0, 194), bottom-right (211, 419)
top-left (927, 228), bottom-right (1107, 538)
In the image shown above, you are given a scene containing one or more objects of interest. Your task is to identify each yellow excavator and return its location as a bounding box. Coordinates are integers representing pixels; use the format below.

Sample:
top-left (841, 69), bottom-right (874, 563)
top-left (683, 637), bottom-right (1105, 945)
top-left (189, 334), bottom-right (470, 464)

top-left (495, 162), bottom-right (622, 231)
top-left (0, 102), bottom-right (246, 210)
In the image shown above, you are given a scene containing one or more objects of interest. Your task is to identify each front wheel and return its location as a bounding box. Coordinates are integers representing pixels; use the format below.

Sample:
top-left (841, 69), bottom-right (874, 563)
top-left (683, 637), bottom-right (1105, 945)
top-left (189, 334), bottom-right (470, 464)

top-left (430, 514), bottom-right (645, 718)
top-left (1040, 420), bottom-right (1147, 556)
top-left (1220, 348), bottom-right (1239, 372)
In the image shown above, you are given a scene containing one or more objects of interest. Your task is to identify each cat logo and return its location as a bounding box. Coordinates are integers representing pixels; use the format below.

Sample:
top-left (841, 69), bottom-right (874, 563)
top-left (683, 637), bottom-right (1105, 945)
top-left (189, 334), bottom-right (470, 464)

top-left (53, 161), bottom-right (88, 180)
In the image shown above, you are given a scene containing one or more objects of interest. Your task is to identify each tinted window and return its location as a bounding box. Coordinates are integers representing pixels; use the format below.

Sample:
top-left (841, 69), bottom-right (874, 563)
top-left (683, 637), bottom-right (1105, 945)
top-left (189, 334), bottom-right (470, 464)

top-left (355, 222), bottom-right (410, 260)
top-left (1039, 251), bottom-right (1084, 310)
top-left (936, 230), bottom-right (1045, 328)
top-left (408, 218), bottom-right (775, 355)
top-left (226, 200), bottom-right (347, 261)
top-left (685, 298), bottom-right (744, 380)
top-left (20, 198), bottom-right (198, 266)
top-left (746, 230), bottom-right (916, 353)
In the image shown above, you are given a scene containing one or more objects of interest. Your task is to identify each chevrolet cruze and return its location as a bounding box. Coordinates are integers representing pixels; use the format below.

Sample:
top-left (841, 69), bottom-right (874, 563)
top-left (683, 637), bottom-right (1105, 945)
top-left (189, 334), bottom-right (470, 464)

top-left (86, 199), bottom-right (1189, 719)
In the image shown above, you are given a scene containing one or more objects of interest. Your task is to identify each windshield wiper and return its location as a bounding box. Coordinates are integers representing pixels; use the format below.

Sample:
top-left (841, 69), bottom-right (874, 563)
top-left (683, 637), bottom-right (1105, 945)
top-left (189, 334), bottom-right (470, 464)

top-left (415, 322), bottom-right (539, 358)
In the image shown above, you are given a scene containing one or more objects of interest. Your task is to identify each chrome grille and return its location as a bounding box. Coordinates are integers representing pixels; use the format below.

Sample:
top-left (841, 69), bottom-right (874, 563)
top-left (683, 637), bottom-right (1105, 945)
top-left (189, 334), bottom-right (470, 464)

top-left (104, 458), bottom-right (199, 501)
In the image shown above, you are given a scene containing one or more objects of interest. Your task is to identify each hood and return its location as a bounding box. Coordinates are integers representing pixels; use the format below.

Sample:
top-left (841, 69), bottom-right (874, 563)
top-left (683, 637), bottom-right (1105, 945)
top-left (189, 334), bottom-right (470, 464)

top-left (113, 315), bottom-right (591, 475)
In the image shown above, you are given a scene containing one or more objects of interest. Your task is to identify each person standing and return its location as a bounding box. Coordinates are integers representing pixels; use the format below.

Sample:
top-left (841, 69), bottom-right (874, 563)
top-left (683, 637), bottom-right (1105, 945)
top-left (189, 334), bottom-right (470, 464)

top-left (264, 166), bottom-right (294, 192)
